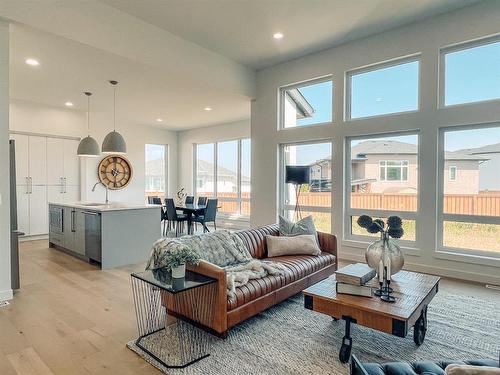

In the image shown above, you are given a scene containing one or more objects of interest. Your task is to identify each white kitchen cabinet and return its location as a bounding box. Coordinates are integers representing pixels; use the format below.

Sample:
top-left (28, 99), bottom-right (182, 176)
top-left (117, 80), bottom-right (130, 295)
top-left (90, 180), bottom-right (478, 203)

top-left (10, 134), bottom-right (29, 185)
top-left (47, 137), bottom-right (64, 186)
top-left (63, 139), bottom-right (80, 186)
top-left (30, 185), bottom-right (48, 235)
top-left (29, 136), bottom-right (47, 185)
top-left (10, 132), bottom-right (81, 237)
top-left (16, 185), bottom-right (30, 235)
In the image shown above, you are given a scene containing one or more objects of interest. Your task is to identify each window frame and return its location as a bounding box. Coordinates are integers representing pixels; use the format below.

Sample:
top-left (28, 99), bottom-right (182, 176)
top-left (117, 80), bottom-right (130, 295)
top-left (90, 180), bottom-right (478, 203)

top-left (449, 166), bottom-right (457, 181)
top-left (344, 131), bottom-right (420, 247)
top-left (378, 160), bottom-right (409, 182)
top-left (437, 122), bottom-right (500, 259)
top-left (345, 54), bottom-right (421, 121)
top-left (278, 75), bottom-right (334, 131)
top-left (439, 33), bottom-right (500, 109)
top-left (193, 138), bottom-right (251, 217)
top-left (279, 139), bottom-right (333, 233)
top-left (144, 143), bottom-right (168, 197)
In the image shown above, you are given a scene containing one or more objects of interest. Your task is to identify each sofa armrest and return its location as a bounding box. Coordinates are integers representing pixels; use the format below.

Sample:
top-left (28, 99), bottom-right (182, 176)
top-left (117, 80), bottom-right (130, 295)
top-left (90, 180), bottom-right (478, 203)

top-left (318, 231), bottom-right (338, 270)
top-left (186, 260), bottom-right (228, 335)
top-left (350, 355), bottom-right (370, 375)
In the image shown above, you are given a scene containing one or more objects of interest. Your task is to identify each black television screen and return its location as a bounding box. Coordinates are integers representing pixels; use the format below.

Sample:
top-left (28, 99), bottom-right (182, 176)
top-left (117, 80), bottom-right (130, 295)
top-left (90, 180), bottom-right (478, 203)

top-left (285, 166), bottom-right (310, 184)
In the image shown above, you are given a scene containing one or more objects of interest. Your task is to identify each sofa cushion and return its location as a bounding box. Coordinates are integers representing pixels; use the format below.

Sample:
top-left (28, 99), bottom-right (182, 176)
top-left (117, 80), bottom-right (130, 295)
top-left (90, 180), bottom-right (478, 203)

top-left (227, 252), bottom-right (336, 310)
top-left (266, 234), bottom-right (321, 257)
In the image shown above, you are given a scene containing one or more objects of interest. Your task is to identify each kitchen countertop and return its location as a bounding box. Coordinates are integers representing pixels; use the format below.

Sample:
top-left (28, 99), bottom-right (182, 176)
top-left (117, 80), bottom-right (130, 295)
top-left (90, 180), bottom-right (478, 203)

top-left (48, 202), bottom-right (161, 212)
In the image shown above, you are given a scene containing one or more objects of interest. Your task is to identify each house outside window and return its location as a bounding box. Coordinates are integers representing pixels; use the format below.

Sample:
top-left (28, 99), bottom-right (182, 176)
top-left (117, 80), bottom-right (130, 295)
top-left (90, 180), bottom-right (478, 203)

top-left (194, 138), bottom-right (251, 216)
top-left (145, 144), bottom-right (167, 200)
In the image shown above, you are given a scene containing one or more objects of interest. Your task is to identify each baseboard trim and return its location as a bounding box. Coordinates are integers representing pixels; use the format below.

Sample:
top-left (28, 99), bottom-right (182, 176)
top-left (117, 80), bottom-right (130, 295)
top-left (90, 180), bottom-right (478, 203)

top-left (20, 234), bottom-right (48, 242)
top-left (0, 289), bottom-right (13, 301)
top-left (339, 253), bottom-right (500, 286)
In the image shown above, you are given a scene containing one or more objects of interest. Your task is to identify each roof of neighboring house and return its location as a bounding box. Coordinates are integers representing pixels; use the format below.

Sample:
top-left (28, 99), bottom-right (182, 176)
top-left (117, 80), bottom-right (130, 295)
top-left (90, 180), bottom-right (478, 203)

top-left (351, 140), bottom-right (417, 158)
top-left (196, 159), bottom-right (250, 182)
top-left (145, 158), bottom-right (165, 175)
top-left (285, 89), bottom-right (315, 119)
top-left (444, 150), bottom-right (489, 161)
top-left (464, 142), bottom-right (500, 155)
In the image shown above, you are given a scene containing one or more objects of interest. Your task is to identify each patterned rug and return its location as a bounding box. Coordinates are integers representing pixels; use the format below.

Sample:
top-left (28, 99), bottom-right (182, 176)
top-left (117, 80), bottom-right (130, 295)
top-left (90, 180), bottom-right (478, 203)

top-left (127, 291), bottom-right (500, 374)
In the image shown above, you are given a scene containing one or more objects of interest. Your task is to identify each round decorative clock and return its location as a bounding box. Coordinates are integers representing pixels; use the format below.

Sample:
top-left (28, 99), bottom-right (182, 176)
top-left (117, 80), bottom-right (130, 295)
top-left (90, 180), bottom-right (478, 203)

top-left (97, 155), bottom-right (132, 190)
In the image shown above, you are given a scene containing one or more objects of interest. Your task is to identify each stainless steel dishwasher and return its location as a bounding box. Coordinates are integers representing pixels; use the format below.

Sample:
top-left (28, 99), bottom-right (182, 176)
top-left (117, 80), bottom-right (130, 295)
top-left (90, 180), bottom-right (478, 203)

top-left (83, 211), bottom-right (102, 263)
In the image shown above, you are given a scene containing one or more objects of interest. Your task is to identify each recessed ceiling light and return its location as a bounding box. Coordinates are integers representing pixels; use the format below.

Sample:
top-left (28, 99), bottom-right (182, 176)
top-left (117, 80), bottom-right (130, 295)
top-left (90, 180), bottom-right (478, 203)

top-left (25, 58), bottom-right (40, 66)
top-left (156, 118), bottom-right (163, 122)
top-left (65, 102), bottom-right (74, 107)
top-left (273, 32), bottom-right (284, 39)
top-left (204, 107), bottom-right (212, 111)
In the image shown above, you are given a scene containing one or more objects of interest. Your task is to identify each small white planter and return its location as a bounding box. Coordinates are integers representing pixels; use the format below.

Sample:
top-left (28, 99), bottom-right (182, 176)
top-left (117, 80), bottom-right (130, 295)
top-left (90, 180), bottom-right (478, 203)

top-left (171, 264), bottom-right (186, 278)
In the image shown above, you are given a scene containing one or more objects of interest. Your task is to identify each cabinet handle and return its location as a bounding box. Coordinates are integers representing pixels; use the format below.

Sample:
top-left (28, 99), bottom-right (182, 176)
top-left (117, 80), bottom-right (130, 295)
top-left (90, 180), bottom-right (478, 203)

top-left (71, 210), bottom-right (76, 232)
top-left (25, 177), bottom-right (30, 194)
top-left (60, 177), bottom-right (64, 193)
top-left (29, 177), bottom-right (33, 194)
top-left (64, 177), bottom-right (67, 193)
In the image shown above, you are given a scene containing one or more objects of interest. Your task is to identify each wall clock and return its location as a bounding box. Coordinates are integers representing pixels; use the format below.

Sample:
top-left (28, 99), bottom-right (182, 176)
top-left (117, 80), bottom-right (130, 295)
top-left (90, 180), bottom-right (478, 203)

top-left (98, 155), bottom-right (132, 190)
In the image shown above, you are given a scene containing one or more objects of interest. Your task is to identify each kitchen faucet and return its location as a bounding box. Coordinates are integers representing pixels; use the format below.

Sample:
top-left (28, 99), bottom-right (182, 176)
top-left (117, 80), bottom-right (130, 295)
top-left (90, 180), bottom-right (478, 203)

top-left (92, 181), bottom-right (109, 204)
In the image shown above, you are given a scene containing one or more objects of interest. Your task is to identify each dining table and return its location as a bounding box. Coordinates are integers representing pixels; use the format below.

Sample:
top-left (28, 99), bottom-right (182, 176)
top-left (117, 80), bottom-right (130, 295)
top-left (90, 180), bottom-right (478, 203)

top-left (175, 203), bottom-right (206, 235)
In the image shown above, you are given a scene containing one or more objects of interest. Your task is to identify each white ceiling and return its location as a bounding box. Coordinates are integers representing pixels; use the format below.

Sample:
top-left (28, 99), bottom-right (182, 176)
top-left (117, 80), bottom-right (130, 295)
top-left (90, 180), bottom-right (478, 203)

top-left (100, 0), bottom-right (479, 69)
top-left (9, 25), bottom-right (250, 130)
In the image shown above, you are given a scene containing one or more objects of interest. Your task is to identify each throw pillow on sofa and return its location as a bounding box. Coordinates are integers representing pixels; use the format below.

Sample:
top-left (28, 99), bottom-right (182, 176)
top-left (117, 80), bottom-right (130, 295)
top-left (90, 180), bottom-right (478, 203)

top-left (279, 215), bottom-right (318, 243)
top-left (266, 234), bottom-right (321, 257)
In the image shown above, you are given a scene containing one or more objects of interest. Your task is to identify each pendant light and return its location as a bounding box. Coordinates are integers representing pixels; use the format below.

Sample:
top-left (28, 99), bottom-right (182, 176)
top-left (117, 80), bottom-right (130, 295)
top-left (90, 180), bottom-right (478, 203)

top-left (77, 92), bottom-right (100, 157)
top-left (102, 80), bottom-right (127, 154)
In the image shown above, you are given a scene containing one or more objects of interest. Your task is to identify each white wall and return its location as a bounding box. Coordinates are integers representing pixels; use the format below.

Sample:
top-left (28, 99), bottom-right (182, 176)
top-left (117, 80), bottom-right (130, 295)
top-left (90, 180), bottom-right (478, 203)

top-left (0, 22), bottom-right (11, 301)
top-left (9, 99), bottom-right (178, 205)
top-left (251, 1), bottom-right (500, 285)
top-left (177, 119), bottom-right (250, 194)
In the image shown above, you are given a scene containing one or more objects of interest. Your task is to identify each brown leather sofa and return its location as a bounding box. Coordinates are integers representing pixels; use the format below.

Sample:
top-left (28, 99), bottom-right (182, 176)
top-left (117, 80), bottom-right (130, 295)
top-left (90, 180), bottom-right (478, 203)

top-left (184, 224), bottom-right (338, 337)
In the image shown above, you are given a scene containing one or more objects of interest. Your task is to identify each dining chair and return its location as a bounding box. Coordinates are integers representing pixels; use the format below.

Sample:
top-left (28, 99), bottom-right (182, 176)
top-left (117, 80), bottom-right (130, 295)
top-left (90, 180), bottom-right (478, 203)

top-left (147, 196), bottom-right (158, 204)
top-left (165, 198), bottom-right (188, 237)
top-left (152, 197), bottom-right (162, 205)
top-left (193, 198), bottom-right (218, 233)
top-left (185, 196), bottom-right (194, 205)
top-left (197, 196), bottom-right (207, 206)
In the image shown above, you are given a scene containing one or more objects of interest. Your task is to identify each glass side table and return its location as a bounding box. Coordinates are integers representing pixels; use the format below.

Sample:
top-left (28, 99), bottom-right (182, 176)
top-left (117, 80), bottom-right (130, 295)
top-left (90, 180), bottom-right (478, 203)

top-left (131, 269), bottom-right (217, 368)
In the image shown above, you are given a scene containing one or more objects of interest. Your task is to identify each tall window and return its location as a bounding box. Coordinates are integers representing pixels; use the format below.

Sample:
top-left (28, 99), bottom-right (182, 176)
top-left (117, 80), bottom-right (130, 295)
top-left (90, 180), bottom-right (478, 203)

top-left (348, 58), bottom-right (420, 119)
top-left (194, 138), bottom-right (251, 216)
top-left (145, 144), bottom-right (167, 199)
top-left (442, 36), bottom-right (500, 107)
top-left (346, 133), bottom-right (419, 242)
top-left (280, 77), bottom-right (333, 129)
top-left (280, 141), bottom-right (332, 233)
top-left (438, 124), bottom-right (500, 256)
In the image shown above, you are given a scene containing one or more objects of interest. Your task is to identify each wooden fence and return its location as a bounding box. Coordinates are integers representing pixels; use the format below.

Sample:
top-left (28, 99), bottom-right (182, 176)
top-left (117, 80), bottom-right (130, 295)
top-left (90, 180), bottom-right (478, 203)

top-left (296, 192), bottom-right (500, 216)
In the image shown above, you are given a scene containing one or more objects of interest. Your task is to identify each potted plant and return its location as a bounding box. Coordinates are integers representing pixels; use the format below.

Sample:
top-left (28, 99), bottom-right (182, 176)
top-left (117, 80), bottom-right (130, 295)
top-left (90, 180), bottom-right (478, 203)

top-left (357, 215), bottom-right (405, 277)
top-left (164, 246), bottom-right (200, 278)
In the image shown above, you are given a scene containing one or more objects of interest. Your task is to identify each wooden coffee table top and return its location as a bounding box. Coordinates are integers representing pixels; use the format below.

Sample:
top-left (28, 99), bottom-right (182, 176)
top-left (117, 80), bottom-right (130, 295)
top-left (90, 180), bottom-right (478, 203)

top-left (303, 270), bottom-right (440, 337)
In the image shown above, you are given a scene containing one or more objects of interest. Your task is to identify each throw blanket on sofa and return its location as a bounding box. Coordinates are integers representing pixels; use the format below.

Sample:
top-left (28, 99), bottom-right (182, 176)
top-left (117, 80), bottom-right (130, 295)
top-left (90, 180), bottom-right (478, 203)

top-left (145, 230), bottom-right (288, 294)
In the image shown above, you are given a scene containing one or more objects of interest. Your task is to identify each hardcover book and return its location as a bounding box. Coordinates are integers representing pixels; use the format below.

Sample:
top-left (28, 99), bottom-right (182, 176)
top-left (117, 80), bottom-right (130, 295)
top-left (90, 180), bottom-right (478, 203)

top-left (335, 263), bottom-right (376, 285)
top-left (336, 282), bottom-right (373, 297)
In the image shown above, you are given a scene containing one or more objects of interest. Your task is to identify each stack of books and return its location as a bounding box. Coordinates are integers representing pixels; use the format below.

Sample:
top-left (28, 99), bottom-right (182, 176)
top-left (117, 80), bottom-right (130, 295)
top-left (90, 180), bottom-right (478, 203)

top-left (335, 263), bottom-right (376, 297)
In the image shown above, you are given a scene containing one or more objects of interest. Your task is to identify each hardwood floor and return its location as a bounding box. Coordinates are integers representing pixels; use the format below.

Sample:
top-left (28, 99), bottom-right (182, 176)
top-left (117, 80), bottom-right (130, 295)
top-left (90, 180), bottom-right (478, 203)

top-left (1, 240), bottom-right (498, 374)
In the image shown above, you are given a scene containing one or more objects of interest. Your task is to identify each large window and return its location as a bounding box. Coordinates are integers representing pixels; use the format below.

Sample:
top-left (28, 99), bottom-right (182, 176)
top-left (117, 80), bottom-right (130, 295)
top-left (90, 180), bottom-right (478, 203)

top-left (348, 58), bottom-right (420, 119)
top-left (280, 77), bottom-right (332, 129)
top-left (438, 124), bottom-right (500, 256)
top-left (194, 139), bottom-right (251, 216)
top-left (442, 36), bottom-right (500, 107)
top-left (346, 133), bottom-right (419, 243)
top-left (280, 141), bottom-right (332, 233)
top-left (145, 144), bottom-right (167, 199)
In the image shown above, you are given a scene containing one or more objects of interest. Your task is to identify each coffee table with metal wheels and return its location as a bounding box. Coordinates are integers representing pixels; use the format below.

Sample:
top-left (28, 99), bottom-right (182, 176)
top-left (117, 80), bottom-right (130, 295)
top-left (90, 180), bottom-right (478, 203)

top-left (131, 269), bottom-right (217, 369)
top-left (303, 270), bottom-right (440, 364)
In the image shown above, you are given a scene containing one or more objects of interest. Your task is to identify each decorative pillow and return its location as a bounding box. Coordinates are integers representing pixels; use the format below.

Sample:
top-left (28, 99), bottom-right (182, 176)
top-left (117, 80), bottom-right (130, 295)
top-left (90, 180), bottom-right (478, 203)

top-left (279, 215), bottom-right (318, 243)
top-left (266, 234), bottom-right (321, 257)
top-left (445, 365), bottom-right (500, 375)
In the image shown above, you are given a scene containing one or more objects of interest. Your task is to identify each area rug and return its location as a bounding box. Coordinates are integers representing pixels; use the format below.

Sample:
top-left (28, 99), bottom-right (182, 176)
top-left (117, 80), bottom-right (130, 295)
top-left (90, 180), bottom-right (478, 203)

top-left (127, 291), bottom-right (500, 374)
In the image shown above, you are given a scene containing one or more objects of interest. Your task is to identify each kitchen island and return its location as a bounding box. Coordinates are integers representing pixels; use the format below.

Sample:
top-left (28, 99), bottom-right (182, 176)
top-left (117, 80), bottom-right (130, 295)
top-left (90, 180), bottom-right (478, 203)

top-left (48, 202), bottom-right (160, 269)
